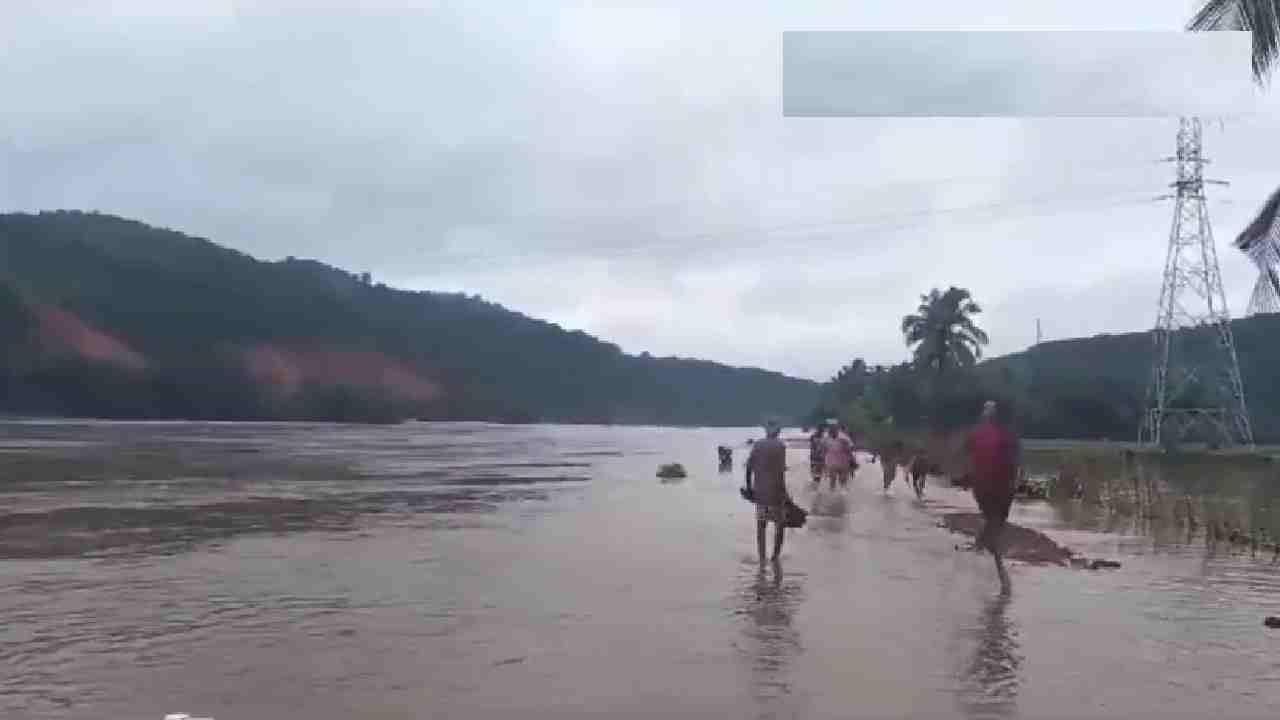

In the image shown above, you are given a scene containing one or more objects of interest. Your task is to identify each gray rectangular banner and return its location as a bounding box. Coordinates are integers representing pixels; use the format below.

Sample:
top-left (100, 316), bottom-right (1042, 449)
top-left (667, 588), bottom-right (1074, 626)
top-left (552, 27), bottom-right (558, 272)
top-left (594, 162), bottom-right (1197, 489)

top-left (782, 31), bottom-right (1256, 117)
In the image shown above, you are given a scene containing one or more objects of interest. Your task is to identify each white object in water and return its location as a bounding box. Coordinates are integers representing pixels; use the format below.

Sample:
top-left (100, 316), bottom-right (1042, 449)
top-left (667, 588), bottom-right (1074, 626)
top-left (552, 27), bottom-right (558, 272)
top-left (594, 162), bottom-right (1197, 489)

top-left (165, 714), bottom-right (215, 720)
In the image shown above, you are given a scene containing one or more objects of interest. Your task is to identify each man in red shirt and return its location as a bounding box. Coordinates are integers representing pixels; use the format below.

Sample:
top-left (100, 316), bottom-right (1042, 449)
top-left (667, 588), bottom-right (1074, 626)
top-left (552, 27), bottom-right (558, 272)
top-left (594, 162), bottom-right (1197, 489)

top-left (965, 400), bottom-right (1021, 591)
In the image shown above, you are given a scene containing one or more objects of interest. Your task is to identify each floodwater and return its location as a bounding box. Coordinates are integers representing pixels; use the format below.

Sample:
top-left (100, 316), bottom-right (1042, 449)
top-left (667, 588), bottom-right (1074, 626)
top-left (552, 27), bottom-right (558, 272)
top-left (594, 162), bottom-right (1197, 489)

top-left (2, 421), bottom-right (1279, 719)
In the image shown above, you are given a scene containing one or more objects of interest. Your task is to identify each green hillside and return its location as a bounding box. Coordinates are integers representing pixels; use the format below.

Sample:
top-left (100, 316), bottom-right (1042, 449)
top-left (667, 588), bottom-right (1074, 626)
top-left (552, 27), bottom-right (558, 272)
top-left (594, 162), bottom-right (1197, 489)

top-left (811, 316), bottom-right (1280, 443)
top-left (0, 210), bottom-right (819, 425)
top-left (980, 316), bottom-right (1280, 441)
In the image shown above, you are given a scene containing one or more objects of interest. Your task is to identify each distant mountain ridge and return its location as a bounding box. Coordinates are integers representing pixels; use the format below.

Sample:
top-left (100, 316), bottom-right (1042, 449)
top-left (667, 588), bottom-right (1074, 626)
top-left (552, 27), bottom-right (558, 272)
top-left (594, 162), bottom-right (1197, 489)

top-left (0, 210), bottom-right (819, 425)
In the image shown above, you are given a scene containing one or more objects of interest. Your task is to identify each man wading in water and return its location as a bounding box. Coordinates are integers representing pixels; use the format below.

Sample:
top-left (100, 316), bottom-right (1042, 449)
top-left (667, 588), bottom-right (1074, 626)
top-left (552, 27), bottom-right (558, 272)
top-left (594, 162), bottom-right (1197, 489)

top-left (808, 423), bottom-right (826, 483)
top-left (822, 424), bottom-right (854, 491)
top-left (746, 419), bottom-right (789, 563)
top-left (966, 400), bottom-right (1021, 591)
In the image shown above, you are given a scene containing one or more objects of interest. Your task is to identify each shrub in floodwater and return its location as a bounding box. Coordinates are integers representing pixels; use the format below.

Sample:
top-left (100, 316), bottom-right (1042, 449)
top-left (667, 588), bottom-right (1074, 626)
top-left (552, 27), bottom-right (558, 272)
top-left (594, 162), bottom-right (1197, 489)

top-left (1026, 445), bottom-right (1280, 552)
top-left (656, 463), bottom-right (687, 479)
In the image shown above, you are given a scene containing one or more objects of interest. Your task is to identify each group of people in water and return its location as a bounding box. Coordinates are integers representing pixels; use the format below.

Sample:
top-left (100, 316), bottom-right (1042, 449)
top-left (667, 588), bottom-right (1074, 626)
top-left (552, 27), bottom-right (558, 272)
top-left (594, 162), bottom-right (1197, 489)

top-left (808, 422), bottom-right (857, 491)
top-left (743, 400), bottom-right (1021, 590)
top-left (809, 427), bottom-right (936, 500)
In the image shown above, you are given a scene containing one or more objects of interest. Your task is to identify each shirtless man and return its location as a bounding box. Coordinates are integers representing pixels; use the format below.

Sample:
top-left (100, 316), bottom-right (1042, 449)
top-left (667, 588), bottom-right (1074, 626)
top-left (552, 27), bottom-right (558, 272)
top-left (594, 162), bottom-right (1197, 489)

top-left (823, 425), bottom-right (854, 491)
top-left (808, 424), bottom-right (826, 483)
top-left (717, 445), bottom-right (733, 471)
top-left (908, 454), bottom-right (931, 500)
top-left (746, 418), bottom-right (790, 563)
top-left (837, 424), bottom-right (858, 481)
top-left (880, 439), bottom-right (905, 492)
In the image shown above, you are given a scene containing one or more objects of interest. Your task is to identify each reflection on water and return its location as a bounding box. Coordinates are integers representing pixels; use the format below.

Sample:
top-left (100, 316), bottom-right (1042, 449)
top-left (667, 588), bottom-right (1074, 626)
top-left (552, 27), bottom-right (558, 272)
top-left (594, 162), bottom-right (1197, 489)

top-left (733, 558), bottom-right (805, 717)
top-left (957, 591), bottom-right (1022, 719)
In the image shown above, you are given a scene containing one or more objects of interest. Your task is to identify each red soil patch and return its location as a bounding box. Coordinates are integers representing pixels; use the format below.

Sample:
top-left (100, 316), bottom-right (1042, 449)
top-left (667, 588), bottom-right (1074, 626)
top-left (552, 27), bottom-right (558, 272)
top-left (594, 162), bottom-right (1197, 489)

top-left (243, 344), bottom-right (442, 403)
top-left (34, 304), bottom-right (147, 371)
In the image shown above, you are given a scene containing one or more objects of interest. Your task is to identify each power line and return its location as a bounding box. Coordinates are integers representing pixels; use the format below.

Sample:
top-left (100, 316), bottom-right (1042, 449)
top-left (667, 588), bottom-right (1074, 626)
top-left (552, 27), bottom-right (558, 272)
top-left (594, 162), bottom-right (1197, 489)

top-left (418, 187), bottom-right (1166, 271)
top-left (448, 161), bottom-right (1170, 237)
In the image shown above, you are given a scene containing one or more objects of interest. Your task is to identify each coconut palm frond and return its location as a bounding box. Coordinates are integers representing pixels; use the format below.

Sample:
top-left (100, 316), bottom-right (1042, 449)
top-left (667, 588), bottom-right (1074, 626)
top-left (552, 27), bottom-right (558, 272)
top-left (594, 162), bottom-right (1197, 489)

top-left (951, 341), bottom-right (978, 368)
top-left (901, 319), bottom-right (919, 343)
top-left (1189, 0), bottom-right (1280, 83)
top-left (1190, 0), bottom-right (1246, 31)
top-left (960, 320), bottom-right (990, 347)
top-left (1236, 184), bottom-right (1280, 250)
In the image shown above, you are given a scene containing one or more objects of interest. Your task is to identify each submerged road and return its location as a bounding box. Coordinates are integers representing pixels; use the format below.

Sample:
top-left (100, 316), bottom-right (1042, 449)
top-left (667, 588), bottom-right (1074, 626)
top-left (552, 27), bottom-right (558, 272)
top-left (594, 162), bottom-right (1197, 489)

top-left (1, 423), bottom-right (1278, 719)
top-left (423, 441), bottom-right (1280, 719)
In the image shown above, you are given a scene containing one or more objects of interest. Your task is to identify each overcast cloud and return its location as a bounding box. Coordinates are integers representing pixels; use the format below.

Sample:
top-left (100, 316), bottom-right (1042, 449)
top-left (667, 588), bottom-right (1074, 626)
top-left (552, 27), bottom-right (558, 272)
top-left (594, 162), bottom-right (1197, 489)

top-left (2, 0), bottom-right (1278, 381)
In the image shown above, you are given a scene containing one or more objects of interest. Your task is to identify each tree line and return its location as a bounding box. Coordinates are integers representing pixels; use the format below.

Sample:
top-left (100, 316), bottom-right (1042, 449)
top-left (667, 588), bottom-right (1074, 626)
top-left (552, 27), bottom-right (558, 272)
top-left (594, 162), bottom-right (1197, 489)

top-left (810, 286), bottom-right (1280, 444)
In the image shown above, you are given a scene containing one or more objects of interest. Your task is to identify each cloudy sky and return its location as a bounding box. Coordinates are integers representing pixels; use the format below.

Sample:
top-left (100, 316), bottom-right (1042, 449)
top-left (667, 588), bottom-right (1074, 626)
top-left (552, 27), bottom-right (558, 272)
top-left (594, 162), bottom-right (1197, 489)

top-left (3, 0), bottom-right (1279, 381)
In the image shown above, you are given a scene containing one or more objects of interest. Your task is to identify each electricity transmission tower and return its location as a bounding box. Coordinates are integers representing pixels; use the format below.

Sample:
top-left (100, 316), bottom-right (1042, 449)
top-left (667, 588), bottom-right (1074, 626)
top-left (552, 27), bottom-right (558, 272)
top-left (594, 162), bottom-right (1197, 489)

top-left (1139, 118), bottom-right (1253, 449)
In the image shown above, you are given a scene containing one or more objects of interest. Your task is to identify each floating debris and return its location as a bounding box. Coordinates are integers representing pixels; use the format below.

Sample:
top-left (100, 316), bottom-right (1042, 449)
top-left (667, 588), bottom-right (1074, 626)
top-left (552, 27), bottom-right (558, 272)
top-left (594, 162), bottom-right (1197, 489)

top-left (657, 463), bottom-right (687, 480)
top-left (1015, 474), bottom-right (1052, 500)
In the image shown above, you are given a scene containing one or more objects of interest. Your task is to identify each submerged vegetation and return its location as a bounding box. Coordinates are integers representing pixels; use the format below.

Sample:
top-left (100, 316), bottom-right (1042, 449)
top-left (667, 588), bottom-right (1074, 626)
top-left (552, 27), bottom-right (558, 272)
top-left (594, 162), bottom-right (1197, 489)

top-left (1021, 446), bottom-right (1280, 556)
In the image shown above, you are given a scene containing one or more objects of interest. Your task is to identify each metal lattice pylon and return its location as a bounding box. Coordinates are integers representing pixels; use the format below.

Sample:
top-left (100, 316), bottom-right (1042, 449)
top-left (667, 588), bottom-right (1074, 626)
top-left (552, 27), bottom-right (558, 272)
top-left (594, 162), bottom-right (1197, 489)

top-left (1139, 118), bottom-right (1253, 449)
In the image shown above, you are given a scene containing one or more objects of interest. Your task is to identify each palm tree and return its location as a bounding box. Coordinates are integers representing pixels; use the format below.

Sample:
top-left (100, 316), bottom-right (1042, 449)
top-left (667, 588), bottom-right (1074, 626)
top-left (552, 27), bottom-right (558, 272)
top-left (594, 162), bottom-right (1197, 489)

top-left (900, 287), bottom-right (990, 378)
top-left (1190, 0), bottom-right (1280, 83)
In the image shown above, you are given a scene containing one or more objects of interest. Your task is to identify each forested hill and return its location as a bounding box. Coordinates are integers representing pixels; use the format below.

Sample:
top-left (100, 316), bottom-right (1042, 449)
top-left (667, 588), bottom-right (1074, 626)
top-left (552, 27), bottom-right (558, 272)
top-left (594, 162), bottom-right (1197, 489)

top-left (0, 211), bottom-right (819, 425)
top-left (975, 313), bottom-right (1280, 442)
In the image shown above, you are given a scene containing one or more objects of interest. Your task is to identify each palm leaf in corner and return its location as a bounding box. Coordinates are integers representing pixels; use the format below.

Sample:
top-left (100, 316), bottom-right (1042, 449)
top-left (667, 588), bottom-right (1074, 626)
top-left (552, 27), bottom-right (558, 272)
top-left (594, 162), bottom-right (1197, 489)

top-left (1189, 0), bottom-right (1280, 83)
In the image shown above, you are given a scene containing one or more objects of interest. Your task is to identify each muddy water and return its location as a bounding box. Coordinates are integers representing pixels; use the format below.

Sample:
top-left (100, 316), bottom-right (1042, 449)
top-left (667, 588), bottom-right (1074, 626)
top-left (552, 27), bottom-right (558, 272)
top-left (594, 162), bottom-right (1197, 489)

top-left (2, 421), bottom-right (1279, 719)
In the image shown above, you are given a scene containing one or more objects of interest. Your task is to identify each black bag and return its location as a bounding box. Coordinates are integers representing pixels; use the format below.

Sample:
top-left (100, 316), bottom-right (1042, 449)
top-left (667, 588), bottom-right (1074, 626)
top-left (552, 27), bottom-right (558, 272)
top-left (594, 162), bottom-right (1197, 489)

top-left (783, 499), bottom-right (807, 528)
top-left (741, 488), bottom-right (805, 528)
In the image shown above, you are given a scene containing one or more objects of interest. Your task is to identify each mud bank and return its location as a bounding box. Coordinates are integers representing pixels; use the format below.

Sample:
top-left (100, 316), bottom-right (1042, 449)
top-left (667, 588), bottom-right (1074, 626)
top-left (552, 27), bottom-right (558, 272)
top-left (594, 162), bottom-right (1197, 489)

top-left (940, 512), bottom-right (1075, 566)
